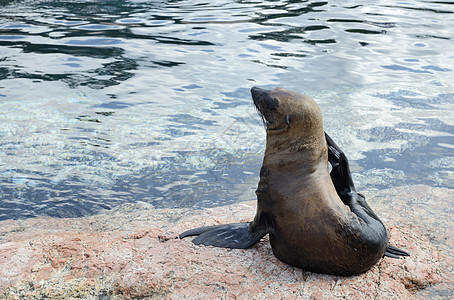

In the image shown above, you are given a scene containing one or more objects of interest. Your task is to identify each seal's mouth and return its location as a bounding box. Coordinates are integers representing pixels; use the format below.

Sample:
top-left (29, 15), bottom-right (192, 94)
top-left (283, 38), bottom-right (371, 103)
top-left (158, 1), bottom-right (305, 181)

top-left (251, 87), bottom-right (279, 128)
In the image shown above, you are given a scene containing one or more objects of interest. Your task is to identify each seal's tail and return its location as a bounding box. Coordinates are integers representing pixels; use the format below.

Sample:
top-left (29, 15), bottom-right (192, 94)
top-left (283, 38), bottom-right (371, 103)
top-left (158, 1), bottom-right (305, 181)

top-left (384, 244), bottom-right (410, 258)
top-left (179, 222), bottom-right (267, 249)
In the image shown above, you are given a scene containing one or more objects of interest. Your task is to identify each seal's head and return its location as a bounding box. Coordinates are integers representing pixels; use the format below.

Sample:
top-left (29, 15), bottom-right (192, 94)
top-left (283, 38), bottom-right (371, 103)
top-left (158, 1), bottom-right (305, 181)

top-left (251, 87), bottom-right (325, 156)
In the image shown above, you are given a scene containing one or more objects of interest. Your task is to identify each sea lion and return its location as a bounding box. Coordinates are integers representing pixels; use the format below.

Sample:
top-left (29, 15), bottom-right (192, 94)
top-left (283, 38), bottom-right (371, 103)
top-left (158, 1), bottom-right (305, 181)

top-left (180, 87), bottom-right (409, 276)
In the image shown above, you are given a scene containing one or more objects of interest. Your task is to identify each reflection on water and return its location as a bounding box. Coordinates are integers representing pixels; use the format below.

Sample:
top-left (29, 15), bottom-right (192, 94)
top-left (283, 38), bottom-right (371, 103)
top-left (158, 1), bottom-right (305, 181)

top-left (0, 0), bottom-right (453, 220)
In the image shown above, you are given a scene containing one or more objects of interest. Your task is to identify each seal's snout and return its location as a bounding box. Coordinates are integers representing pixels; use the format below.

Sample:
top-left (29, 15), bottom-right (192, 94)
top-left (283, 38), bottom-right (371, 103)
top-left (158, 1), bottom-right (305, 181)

top-left (251, 86), bottom-right (268, 101)
top-left (251, 87), bottom-right (279, 114)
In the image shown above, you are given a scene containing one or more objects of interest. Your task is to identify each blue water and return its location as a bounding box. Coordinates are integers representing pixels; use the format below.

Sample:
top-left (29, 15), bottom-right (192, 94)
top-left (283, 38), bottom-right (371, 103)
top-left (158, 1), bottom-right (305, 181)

top-left (0, 0), bottom-right (453, 220)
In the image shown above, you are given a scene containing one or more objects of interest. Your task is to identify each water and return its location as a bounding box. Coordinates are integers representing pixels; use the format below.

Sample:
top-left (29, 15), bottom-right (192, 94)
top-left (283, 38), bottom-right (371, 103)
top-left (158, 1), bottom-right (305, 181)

top-left (0, 0), bottom-right (453, 220)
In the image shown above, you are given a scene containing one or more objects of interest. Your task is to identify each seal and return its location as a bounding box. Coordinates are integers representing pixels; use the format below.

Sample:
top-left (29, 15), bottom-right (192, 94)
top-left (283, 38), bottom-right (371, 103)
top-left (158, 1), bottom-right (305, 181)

top-left (180, 87), bottom-right (409, 276)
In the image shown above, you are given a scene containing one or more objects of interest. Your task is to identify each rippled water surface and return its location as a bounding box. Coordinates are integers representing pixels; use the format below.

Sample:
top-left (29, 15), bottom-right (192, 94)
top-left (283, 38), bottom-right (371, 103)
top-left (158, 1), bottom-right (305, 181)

top-left (1, 0), bottom-right (453, 220)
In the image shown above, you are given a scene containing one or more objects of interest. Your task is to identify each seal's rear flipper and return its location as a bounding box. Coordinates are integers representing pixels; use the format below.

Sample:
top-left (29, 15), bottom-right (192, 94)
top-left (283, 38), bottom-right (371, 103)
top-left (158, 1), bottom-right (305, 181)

top-left (325, 132), bottom-right (356, 198)
top-left (179, 223), bottom-right (267, 249)
top-left (384, 244), bottom-right (410, 258)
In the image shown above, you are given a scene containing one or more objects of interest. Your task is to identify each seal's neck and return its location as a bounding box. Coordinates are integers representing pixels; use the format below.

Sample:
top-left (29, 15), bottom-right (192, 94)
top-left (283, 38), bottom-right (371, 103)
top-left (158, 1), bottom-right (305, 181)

top-left (263, 137), bottom-right (328, 174)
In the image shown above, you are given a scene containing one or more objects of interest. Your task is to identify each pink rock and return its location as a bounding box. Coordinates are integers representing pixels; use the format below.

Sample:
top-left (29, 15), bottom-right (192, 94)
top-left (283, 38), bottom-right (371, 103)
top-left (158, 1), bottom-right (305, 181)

top-left (0, 185), bottom-right (452, 298)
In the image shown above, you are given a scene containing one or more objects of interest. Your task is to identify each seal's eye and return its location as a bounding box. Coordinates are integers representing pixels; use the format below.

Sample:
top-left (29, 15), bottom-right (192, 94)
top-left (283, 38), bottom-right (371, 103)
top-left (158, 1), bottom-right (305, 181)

top-left (265, 97), bottom-right (279, 111)
top-left (255, 187), bottom-right (269, 196)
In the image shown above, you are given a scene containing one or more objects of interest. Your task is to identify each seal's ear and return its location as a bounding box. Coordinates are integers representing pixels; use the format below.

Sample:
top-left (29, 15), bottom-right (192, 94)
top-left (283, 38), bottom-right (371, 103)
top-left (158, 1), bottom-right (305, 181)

top-left (285, 115), bottom-right (291, 129)
top-left (286, 114), bottom-right (299, 129)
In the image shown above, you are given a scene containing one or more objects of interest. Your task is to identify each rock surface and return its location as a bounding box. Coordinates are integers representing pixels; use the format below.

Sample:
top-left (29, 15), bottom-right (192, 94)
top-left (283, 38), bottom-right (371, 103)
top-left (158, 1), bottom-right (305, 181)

top-left (0, 185), bottom-right (452, 299)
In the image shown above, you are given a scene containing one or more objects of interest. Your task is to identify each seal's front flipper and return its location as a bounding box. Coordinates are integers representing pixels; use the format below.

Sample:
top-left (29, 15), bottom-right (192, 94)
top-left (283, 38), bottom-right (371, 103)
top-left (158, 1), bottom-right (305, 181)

top-left (179, 225), bottom-right (221, 238)
top-left (384, 244), bottom-right (410, 258)
top-left (179, 223), bottom-right (267, 249)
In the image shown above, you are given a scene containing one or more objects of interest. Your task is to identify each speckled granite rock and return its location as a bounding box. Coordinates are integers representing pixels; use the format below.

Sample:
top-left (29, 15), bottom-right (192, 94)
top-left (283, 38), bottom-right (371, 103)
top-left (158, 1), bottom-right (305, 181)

top-left (0, 185), bottom-right (452, 299)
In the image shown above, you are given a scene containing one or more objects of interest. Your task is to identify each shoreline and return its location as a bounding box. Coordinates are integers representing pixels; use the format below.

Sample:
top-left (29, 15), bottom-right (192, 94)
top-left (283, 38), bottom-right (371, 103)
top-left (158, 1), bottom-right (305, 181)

top-left (1, 185), bottom-right (453, 299)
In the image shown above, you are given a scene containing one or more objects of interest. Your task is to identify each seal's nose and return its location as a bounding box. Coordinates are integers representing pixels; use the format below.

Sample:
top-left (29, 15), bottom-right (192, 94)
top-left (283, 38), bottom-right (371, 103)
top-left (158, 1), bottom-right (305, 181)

top-left (251, 87), bottom-right (279, 112)
top-left (251, 86), bottom-right (269, 101)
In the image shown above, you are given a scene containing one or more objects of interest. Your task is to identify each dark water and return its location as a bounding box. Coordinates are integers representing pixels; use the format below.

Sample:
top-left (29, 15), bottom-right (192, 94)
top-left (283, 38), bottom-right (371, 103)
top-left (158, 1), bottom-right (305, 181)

top-left (0, 0), bottom-right (453, 220)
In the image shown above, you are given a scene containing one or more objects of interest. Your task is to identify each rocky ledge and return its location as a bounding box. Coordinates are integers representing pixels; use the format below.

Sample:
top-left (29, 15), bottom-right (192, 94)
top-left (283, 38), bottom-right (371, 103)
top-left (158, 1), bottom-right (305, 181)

top-left (1, 185), bottom-right (453, 299)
